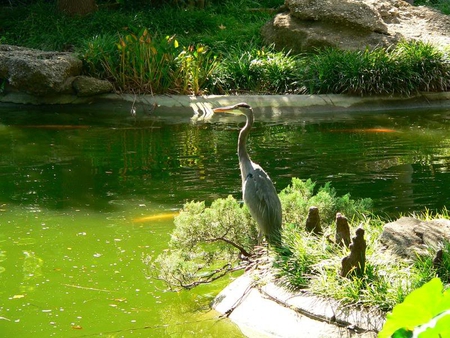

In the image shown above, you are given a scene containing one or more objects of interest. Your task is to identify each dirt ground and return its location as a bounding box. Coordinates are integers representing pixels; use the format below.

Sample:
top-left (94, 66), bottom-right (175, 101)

top-left (373, 0), bottom-right (450, 48)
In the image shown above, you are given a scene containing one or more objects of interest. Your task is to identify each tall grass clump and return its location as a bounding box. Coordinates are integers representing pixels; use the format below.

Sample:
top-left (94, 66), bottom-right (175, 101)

top-left (302, 41), bottom-right (450, 95)
top-left (115, 29), bottom-right (179, 94)
top-left (210, 46), bottom-right (302, 94)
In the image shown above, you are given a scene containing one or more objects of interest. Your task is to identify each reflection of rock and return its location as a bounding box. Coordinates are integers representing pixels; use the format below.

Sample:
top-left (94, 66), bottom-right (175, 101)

top-left (0, 45), bottom-right (112, 99)
top-left (305, 206), bottom-right (322, 234)
top-left (335, 213), bottom-right (350, 248)
top-left (380, 217), bottom-right (450, 259)
top-left (341, 227), bottom-right (366, 277)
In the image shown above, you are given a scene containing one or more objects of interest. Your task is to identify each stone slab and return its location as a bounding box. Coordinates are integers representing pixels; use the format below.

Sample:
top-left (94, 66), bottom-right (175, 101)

top-left (212, 274), bottom-right (381, 337)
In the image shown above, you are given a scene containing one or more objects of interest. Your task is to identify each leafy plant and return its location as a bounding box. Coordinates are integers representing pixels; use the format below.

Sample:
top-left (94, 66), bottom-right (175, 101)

top-left (279, 178), bottom-right (372, 227)
top-left (175, 44), bottom-right (219, 95)
top-left (379, 278), bottom-right (450, 338)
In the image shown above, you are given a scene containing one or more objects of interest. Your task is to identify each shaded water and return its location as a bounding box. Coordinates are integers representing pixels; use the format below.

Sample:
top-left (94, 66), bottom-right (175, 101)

top-left (0, 104), bottom-right (449, 337)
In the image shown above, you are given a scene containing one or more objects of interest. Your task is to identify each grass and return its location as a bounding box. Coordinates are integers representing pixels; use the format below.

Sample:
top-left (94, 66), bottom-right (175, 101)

top-left (1, 1), bottom-right (450, 95)
top-left (416, 0), bottom-right (450, 15)
top-left (274, 204), bottom-right (450, 312)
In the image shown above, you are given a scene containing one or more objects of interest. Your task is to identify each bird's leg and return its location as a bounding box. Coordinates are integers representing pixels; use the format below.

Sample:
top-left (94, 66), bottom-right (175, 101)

top-left (257, 231), bottom-right (264, 246)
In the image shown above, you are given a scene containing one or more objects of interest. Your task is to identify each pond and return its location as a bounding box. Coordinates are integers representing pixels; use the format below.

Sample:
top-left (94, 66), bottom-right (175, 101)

top-left (0, 103), bottom-right (449, 337)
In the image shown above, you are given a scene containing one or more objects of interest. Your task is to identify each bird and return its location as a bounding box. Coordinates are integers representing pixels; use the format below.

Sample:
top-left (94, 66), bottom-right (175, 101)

top-left (213, 102), bottom-right (282, 246)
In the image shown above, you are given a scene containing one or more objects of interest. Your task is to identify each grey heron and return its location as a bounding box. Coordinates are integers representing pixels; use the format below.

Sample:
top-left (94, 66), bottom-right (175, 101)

top-left (213, 103), bottom-right (282, 246)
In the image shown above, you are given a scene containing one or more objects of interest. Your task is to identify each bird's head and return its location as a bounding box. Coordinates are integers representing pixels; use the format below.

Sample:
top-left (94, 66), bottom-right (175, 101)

top-left (213, 102), bottom-right (252, 116)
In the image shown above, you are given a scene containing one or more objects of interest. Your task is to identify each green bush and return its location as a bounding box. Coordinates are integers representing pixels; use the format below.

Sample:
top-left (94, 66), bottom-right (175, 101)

top-left (150, 195), bottom-right (257, 290)
top-left (209, 46), bottom-right (302, 94)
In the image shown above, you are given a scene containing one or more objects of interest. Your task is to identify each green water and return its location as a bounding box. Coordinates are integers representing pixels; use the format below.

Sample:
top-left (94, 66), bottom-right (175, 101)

top-left (0, 105), bottom-right (449, 337)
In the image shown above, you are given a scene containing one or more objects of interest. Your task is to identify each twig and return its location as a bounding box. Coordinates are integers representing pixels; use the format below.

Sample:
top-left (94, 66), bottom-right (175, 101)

top-left (205, 235), bottom-right (252, 258)
top-left (62, 284), bottom-right (115, 293)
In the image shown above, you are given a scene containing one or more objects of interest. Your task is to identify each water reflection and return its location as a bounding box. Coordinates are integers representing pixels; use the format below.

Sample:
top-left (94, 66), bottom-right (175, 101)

top-left (0, 107), bottom-right (449, 215)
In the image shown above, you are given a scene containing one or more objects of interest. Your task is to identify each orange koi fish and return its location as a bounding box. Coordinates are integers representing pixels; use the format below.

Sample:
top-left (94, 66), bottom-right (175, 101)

top-left (18, 125), bottom-right (90, 129)
top-left (133, 212), bottom-right (179, 223)
top-left (329, 128), bottom-right (398, 133)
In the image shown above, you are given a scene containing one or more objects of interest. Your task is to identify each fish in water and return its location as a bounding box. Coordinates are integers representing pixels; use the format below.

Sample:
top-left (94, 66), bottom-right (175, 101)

top-left (133, 212), bottom-right (179, 223)
top-left (17, 125), bottom-right (90, 129)
top-left (328, 128), bottom-right (398, 133)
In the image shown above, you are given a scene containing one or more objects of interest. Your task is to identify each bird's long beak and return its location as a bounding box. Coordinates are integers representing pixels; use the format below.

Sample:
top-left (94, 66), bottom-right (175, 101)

top-left (213, 105), bottom-right (242, 114)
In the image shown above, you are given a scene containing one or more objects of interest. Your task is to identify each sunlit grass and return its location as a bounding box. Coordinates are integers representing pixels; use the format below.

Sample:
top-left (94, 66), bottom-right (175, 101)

top-left (275, 206), bottom-right (450, 311)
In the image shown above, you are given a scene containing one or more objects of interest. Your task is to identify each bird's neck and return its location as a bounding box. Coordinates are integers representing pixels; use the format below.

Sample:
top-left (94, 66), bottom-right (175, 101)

top-left (238, 110), bottom-right (254, 180)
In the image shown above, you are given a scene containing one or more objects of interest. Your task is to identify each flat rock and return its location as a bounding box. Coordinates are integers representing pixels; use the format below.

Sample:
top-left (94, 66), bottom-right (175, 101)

top-left (380, 217), bottom-right (450, 258)
top-left (212, 274), bottom-right (382, 337)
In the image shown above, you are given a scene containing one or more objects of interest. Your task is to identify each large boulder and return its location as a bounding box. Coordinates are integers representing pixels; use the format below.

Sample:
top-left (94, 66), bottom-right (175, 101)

top-left (0, 44), bottom-right (113, 99)
top-left (380, 217), bottom-right (450, 259)
top-left (262, 0), bottom-right (450, 53)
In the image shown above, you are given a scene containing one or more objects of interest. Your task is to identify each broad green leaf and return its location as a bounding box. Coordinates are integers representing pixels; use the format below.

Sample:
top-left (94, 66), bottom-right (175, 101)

top-left (379, 278), bottom-right (449, 338)
top-left (417, 311), bottom-right (450, 338)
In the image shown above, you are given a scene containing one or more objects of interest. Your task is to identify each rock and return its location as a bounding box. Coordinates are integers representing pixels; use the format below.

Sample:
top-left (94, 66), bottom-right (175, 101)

top-left (380, 217), bottom-right (450, 259)
top-left (72, 76), bottom-right (113, 96)
top-left (262, 0), bottom-right (450, 53)
top-left (341, 227), bottom-right (366, 277)
top-left (305, 206), bottom-right (322, 234)
top-left (335, 213), bottom-right (351, 248)
top-left (0, 45), bottom-right (82, 96)
top-left (213, 273), bottom-right (382, 337)
top-left (0, 44), bottom-right (113, 101)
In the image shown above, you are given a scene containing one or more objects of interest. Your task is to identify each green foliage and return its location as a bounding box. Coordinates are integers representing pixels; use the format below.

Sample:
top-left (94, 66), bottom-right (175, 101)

top-left (114, 29), bottom-right (179, 93)
top-left (414, 240), bottom-right (450, 284)
top-left (152, 195), bottom-right (257, 290)
top-left (379, 278), bottom-right (450, 338)
top-left (81, 34), bottom-right (119, 79)
top-left (175, 44), bottom-right (219, 95)
top-left (302, 41), bottom-right (450, 95)
top-left (83, 28), bottom-right (220, 95)
top-left (2, 2), bottom-right (450, 96)
top-left (276, 223), bottom-right (330, 288)
top-left (279, 178), bottom-right (372, 227)
top-left (415, 0), bottom-right (450, 15)
top-left (150, 178), bottom-right (450, 314)
top-left (274, 179), bottom-right (443, 310)
top-left (435, 242), bottom-right (450, 284)
top-left (210, 46), bottom-right (302, 94)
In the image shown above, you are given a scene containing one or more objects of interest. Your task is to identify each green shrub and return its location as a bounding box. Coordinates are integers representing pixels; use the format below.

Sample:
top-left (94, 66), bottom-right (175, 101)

top-left (279, 178), bottom-right (372, 227)
top-left (210, 46), bottom-right (302, 94)
top-left (150, 195), bottom-right (257, 290)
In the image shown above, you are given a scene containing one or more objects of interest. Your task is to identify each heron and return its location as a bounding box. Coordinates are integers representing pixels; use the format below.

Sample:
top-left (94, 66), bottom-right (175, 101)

top-left (213, 103), bottom-right (282, 246)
